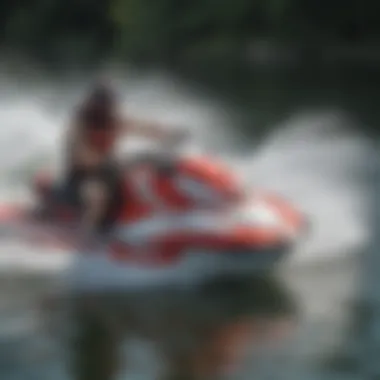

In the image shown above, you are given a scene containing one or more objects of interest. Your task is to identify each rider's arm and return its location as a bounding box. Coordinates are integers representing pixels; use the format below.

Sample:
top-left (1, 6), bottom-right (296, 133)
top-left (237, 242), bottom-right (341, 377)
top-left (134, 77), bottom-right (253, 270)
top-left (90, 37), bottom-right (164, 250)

top-left (120, 117), bottom-right (186, 143)
top-left (62, 122), bottom-right (78, 166)
top-left (79, 178), bottom-right (108, 237)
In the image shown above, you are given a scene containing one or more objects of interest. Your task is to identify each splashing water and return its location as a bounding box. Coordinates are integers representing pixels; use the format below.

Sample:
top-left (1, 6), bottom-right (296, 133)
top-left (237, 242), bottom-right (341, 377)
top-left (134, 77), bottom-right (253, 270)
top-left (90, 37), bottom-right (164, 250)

top-left (0, 74), bottom-right (372, 271)
top-left (234, 111), bottom-right (372, 264)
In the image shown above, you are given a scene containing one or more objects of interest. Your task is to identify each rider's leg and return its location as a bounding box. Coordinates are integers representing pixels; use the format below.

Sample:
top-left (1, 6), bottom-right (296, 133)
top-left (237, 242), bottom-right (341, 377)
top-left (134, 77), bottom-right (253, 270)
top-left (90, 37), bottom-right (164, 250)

top-left (79, 160), bottom-right (123, 236)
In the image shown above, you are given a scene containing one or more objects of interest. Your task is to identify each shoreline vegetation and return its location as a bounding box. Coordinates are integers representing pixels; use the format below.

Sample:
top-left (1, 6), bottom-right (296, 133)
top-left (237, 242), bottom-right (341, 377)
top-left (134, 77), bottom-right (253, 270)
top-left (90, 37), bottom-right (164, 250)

top-left (0, 0), bottom-right (378, 72)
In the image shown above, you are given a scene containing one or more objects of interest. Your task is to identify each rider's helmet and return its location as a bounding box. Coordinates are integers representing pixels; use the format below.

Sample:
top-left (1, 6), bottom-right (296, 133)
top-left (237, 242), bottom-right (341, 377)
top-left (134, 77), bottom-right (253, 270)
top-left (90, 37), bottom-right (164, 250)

top-left (87, 80), bottom-right (117, 108)
top-left (79, 79), bottom-right (119, 129)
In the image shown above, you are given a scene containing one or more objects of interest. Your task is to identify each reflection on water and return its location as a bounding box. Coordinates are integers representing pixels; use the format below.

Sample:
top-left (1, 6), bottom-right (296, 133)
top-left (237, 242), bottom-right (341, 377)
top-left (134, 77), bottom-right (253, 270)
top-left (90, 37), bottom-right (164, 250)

top-left (0, 256), bottom-right (359, 380)
top-left (0, 273), bottom-right (299, 380)
top-left (51, 275), bottom-right (297, 380)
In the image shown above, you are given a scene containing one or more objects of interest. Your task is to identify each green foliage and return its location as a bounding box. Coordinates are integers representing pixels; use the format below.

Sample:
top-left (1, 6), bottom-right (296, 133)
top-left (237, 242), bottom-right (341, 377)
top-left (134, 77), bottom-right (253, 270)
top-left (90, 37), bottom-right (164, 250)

top-left (0, 0), bottom-right (378, 67)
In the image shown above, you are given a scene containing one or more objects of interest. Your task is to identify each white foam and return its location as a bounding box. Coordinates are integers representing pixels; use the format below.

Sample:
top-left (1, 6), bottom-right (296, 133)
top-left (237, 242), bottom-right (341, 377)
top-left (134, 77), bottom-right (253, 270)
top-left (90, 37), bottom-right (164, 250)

top-left (232, 110), bottom-right (372, 262)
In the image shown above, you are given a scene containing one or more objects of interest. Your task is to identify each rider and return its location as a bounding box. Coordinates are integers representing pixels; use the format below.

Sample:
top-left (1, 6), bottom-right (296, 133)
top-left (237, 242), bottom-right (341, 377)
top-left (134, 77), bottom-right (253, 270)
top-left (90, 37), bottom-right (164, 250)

top-left (48, 80), bottom-right (185, 238)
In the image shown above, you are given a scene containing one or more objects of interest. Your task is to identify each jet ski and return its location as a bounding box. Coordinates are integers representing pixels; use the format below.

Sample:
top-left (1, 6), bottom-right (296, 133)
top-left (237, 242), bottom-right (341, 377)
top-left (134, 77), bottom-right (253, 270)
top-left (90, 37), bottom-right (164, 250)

top-left (0, 152), bottom-right (309, 290)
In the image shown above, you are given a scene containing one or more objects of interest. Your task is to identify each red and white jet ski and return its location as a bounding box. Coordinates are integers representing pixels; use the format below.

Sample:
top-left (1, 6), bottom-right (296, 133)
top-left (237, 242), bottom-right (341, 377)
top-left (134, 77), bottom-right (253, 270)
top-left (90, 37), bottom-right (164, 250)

top-left (0, 153), bottom-right (309, 290)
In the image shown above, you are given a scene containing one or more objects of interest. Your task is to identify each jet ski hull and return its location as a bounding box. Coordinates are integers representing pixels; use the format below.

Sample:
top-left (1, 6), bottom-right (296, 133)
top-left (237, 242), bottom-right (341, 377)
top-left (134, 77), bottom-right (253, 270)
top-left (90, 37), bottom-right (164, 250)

top-left (0, 154), bottom-right (308, 290)
top-left (65, 245), bottom-right (289, 293)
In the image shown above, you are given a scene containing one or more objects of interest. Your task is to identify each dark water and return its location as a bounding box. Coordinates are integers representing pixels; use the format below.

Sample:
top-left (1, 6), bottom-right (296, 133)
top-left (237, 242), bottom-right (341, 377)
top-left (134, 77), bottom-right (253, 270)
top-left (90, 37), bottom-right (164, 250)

top-left (0, 65), bottom-right (377, 379)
